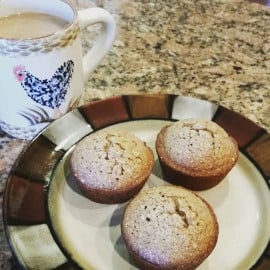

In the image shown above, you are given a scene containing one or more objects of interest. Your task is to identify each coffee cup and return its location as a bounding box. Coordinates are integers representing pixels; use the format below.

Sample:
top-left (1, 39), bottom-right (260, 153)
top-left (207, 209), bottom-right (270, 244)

top-left (0, 0), bottom-right (116, 140)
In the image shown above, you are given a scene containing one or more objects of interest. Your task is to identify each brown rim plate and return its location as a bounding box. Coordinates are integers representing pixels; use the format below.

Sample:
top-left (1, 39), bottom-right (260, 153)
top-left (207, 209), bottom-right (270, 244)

top-left (3, 94), bottom-right (270, 269)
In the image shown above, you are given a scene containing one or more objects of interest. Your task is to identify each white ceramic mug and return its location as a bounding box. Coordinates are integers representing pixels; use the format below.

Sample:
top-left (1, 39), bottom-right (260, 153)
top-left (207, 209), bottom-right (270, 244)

top-left (0, 0), bottom-right (116, 140)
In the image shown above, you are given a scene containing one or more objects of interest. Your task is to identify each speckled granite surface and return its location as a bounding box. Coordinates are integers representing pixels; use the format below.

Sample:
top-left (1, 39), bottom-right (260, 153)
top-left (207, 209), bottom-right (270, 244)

top-left (0, 0), bottom-right (270, 269)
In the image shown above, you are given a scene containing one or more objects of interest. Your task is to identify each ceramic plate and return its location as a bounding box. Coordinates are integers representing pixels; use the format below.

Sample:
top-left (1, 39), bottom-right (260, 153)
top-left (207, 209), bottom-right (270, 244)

top-left (3, 95), bottom-right (270, 270)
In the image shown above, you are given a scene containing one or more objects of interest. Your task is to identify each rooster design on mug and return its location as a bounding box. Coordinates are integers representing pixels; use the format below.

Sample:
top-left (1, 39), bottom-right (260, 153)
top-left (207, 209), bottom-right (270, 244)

top-left (13, 60), bottom-right (74, 117)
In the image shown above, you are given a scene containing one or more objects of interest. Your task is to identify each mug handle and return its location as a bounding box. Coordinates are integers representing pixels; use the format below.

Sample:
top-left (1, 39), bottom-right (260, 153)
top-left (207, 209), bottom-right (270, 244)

top-left (77, 7), bottom-right (116, 83)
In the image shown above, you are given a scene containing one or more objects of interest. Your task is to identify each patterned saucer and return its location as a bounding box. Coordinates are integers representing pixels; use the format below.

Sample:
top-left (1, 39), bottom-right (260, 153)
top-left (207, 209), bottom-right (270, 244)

top-left (3, 94), bottom-right (270, 269)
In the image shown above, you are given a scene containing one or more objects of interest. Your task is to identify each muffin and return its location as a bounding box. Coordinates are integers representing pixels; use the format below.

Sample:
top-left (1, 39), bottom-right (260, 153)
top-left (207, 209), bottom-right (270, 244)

top-left (156, 119), bottom-right (238, 190)
top-left (70, 130), bottom-right (154, 204)
top-left (121, 185), bottom-right (219, 270)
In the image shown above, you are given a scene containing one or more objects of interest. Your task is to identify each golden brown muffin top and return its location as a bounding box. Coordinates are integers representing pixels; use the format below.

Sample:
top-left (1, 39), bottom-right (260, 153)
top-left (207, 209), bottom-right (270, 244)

top-left (121, 185), bottom-right (218, 270)
top-left (70, 130), bottom-right (154, 190)
top-left (160, 119), bottom-right (238, 176)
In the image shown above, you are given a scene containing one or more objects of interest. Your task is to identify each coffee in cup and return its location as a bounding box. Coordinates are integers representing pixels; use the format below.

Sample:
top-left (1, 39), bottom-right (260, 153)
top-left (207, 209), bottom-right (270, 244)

top-left (0, 0), bottom-right (116, 140)
top-left (0, 12), bottom-right (69, 39)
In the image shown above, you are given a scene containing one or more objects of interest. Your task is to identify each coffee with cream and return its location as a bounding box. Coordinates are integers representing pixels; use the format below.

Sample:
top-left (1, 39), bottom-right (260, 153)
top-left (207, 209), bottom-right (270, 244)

top-left (0, 0), bottom-right (116, 140)
top-left (0, 12), bottom-right (69, 39)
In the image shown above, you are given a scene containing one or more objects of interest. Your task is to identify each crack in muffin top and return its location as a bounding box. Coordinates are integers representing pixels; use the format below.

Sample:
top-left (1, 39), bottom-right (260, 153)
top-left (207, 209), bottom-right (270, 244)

top-left (162, 119), bottom-right (238, 174)
top-left (70, 130), bottom-right (153, 189)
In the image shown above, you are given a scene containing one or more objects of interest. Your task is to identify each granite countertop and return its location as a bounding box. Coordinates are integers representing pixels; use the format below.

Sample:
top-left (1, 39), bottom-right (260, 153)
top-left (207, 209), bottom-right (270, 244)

top-left (0, 0), bottom-right (270, 268)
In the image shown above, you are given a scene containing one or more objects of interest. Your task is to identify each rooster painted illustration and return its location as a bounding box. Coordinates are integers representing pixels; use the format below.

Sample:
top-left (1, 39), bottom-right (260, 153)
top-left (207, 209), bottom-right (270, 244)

top-left (13, 60), bottom-right (74, 117)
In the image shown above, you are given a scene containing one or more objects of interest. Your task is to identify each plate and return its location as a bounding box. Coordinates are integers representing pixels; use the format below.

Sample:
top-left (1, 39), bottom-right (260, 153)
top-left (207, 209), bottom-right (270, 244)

top-left (3, 94), bottom-right (270, 270)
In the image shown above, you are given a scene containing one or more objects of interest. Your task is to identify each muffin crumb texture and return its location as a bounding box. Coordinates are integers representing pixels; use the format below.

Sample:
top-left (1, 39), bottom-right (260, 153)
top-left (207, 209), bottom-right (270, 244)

top-left (156, 119), bottom-right (239, 190)
top-left (70, 130), bottom-right (154, 203)
top-left (121, 185), bottom-right (219, 270)
top-left (163, 120), bottom-right (237, 175)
